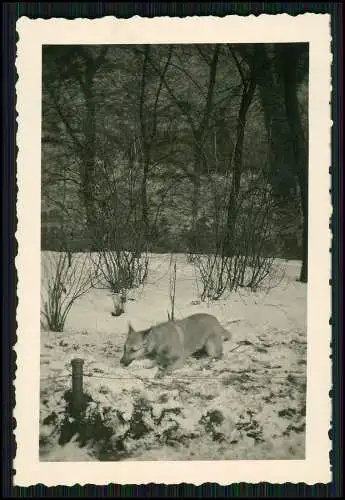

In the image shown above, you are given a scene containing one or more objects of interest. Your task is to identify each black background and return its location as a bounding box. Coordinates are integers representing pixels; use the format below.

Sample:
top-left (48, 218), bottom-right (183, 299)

top-left (1, 2), bottom-right (343, 498)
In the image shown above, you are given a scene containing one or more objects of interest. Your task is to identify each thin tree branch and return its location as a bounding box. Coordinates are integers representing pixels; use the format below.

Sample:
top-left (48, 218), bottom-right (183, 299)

top-left (228, 45), bottom-right (247, 87)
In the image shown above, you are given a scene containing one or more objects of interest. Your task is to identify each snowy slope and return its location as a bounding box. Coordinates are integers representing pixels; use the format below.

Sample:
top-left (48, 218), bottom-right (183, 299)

top-left (39, 253), bottom-right (306, 461)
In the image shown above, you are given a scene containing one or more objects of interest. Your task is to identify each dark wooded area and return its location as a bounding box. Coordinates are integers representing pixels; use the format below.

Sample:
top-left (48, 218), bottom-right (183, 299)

top-left (41, 43), bottom-right (308, 283)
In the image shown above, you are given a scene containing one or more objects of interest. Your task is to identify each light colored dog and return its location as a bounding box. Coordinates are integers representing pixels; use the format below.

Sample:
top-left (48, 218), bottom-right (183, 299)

top-left (120, 313), bottom-right (234, 375)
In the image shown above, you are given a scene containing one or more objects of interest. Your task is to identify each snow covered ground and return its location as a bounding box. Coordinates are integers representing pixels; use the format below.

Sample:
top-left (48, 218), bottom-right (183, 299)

top-left (39, 252), bottom-right (307, 462)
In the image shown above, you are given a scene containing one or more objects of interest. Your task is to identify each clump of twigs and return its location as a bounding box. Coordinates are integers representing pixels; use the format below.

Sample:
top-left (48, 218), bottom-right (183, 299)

top-left (191, 170), bottom-right (281, 301)
top-left (41, 252), bottom-right (95, 332)
top-left (192, 253), bottom-right (230, 302)
top-left (91, 243), bottom-right (149, 296)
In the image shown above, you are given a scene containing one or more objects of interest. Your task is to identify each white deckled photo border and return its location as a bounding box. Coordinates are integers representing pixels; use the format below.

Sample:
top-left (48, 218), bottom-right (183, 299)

top-left (15, 14), bottom-right (332, 487)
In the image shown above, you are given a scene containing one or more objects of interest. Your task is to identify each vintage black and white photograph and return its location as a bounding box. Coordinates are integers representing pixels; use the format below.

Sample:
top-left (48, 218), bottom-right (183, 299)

top-left (38, 40), bottom-right (310, 462)
top-left (15, 15), bottom-right (331, 486)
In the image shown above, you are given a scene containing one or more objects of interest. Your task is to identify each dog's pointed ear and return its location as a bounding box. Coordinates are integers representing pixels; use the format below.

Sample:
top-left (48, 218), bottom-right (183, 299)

top-left (128, 322), bottom-right (135, 334)
top-left (142, 327), bottom-right (152, 337)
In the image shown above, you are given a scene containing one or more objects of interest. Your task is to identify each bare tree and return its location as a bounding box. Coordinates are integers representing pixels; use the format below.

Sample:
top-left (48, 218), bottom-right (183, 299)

top-left (223, 46), bottom-right (257, 258)
top-left (43, 46), bottom-right (109, 248)
top-left (235, 43), bottom-right (308, 282)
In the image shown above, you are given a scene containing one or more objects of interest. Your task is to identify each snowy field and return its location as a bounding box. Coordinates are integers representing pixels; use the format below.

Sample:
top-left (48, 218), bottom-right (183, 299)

top-left (39, 252), bottom-right (307, 462)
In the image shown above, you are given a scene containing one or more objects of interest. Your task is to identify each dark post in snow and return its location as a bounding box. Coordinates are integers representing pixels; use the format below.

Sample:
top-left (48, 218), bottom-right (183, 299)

top-left (71, 358), bottom-right (84, 417)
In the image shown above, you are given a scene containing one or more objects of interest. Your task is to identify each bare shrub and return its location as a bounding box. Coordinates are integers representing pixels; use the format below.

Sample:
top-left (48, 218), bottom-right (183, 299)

top-left (91, 248), bottom-right (149, 297)
top-left (191, 170), bottom-right (282, 300)
top-left (41, 252), bottom-right (94, 332)
top-left (227, 176), bottom-right (279, 292)
top-left (86, 160), bottom-right (151, 300)
top-left (192, 253), bottom-right (230, 302)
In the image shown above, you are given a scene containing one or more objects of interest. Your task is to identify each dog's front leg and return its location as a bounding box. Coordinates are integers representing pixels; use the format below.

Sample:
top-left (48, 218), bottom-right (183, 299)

top-left (160, 356), bottom-right (186, 377)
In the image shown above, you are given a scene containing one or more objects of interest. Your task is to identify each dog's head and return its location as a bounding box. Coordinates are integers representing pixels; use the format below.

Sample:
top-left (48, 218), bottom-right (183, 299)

top-left (120, 322), bottom-right (151, 366)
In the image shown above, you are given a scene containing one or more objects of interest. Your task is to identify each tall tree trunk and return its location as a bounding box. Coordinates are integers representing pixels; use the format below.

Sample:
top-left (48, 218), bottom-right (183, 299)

top-left (141, 155), bottom-right (149, 236)
top-left (139, 45), bottom-right (150, 241)
top-left (80, 76), bottom-right (99, 249)
top-left (254, 46), bottom-right (296, 200)
top-left (280, 45), bottom-right (309, 282)
top-left (235, 44), bottom-right (308, 279)
top-left (224, 76), bottom-right (256, 257)
top-left (191, 45), bottom-right (220, 249)
top-left (191, 145), bottom-right (202, 251)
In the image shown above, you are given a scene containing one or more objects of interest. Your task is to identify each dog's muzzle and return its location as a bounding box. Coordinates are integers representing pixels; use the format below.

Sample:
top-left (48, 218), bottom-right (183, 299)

top-left (120, 356), bottom-right (131, 366)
